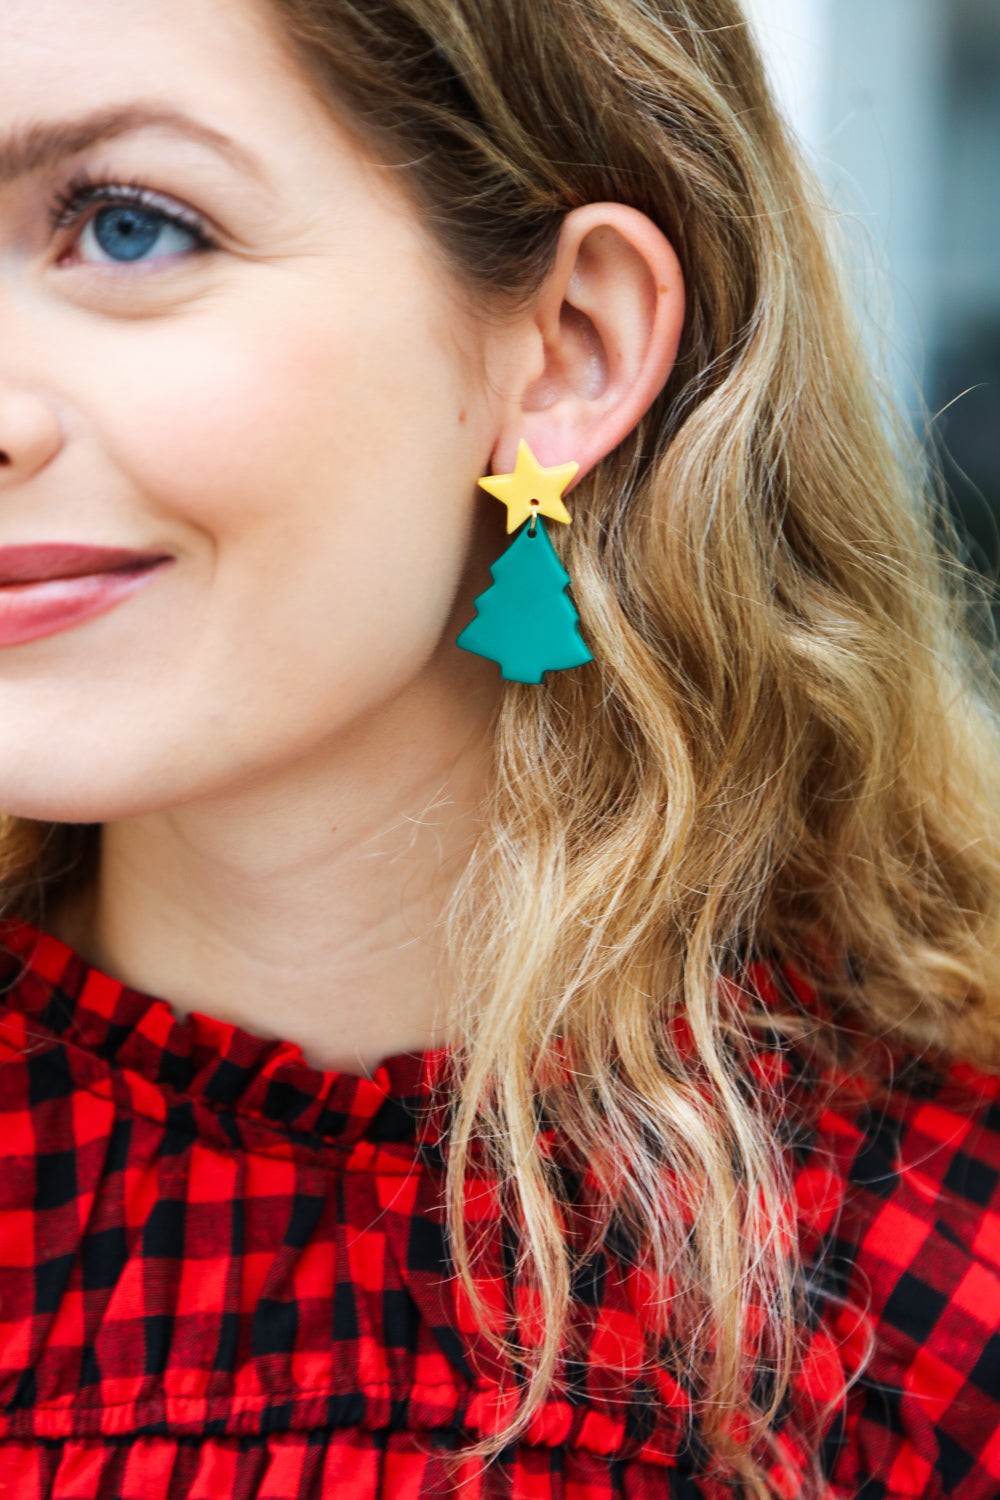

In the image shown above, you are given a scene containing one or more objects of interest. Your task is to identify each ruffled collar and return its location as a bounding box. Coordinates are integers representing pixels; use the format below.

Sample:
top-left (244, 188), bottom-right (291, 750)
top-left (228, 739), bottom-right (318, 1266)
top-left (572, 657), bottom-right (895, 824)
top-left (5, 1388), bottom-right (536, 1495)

top-left (0, 917), bottom-right (450, 1150)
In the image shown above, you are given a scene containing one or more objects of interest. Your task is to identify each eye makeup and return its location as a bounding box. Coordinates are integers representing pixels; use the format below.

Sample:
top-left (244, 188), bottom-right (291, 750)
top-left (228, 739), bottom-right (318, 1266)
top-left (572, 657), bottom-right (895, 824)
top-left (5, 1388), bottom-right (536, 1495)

top-left (49, 169), bottom-right (215, 262)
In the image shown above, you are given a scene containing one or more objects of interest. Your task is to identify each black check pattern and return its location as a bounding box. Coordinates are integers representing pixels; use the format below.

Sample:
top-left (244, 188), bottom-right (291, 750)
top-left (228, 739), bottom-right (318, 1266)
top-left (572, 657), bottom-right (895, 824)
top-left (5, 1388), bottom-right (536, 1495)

top-left (0, 922), bottom-right (996, 1497)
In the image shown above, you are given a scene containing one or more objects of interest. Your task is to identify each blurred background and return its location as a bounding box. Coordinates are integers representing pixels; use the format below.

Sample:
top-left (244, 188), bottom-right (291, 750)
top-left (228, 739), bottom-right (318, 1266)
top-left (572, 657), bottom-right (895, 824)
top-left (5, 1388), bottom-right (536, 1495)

top-left (742, 0), bottom-right (1000, 585)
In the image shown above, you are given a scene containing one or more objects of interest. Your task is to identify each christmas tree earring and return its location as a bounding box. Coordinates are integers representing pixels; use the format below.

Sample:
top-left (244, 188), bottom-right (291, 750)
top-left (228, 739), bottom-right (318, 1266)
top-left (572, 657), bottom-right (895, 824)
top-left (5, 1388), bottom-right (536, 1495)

top-left (456, 440), bottom-right (593, 684)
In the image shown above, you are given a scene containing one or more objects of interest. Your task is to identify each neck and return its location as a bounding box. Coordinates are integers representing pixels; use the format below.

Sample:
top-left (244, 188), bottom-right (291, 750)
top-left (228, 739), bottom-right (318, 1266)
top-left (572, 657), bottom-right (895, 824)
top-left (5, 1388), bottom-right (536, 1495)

top-left (55, 685), bottom-right (494, 1076)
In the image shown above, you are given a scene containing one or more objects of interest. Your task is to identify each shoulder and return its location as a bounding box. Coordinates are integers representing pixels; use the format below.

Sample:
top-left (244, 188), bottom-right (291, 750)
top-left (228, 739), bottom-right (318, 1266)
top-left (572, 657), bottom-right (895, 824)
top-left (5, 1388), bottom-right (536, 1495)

top-left (792, 1024), bottom-right (1000, 1499)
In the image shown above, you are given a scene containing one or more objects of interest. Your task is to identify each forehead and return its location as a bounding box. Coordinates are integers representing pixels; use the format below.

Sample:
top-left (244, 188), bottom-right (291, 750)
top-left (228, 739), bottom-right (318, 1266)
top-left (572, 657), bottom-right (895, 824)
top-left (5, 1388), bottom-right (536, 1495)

top-left (0, 0), bottom-right (313, 149)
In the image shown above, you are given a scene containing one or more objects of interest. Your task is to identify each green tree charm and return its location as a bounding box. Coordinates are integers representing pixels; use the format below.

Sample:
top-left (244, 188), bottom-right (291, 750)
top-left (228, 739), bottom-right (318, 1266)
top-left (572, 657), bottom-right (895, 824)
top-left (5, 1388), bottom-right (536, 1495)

top-left (456, 518), bottom-right (593, 683)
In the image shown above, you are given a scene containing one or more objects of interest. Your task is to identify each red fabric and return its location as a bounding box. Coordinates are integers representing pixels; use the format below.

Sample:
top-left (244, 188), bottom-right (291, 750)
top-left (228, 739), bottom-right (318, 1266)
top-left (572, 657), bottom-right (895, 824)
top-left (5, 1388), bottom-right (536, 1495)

top-left (0, 921), bottom-right (997, 1497)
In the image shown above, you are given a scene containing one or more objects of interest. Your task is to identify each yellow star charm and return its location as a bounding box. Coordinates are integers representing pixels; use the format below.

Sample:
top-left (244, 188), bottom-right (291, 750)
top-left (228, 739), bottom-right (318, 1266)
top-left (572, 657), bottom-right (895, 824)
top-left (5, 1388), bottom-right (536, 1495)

top-left (478, 440), bottom-right (580, 533)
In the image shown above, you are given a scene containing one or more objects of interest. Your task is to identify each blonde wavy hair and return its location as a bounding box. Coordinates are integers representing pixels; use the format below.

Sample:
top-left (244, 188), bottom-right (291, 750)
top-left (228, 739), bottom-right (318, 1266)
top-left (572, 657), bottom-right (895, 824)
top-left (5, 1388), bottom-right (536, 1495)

top-left (6, 0), bottom-right (1000, 1492)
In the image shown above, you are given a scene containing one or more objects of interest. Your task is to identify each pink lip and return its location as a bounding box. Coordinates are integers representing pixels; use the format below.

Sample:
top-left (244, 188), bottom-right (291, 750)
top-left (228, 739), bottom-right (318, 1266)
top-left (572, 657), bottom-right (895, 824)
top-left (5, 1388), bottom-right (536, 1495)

top-left (0, 546), bottom-right (171, 646)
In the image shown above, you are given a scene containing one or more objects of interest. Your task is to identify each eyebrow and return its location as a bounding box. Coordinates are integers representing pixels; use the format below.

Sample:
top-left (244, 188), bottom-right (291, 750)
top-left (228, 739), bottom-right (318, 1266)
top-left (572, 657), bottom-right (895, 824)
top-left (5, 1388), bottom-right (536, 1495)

top-left (0, 103), bottom-right (262, 186)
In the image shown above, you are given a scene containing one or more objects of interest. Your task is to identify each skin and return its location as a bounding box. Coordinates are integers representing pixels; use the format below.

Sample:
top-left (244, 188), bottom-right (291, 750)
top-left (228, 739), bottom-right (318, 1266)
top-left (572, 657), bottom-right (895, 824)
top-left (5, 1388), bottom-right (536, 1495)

top-left (0, 0), bottom-right (684, 1073)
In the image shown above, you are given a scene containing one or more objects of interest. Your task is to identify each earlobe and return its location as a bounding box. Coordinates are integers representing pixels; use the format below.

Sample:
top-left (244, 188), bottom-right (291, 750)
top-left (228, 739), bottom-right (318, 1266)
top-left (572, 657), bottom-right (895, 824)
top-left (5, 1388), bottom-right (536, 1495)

top-left (491, 203), bottom-right (685, 480)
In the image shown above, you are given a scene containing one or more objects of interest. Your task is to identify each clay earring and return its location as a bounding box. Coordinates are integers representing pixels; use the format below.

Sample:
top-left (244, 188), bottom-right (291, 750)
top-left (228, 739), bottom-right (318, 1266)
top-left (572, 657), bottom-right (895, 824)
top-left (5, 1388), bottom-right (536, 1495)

top-left (456, 440), bottom-right (593, 684)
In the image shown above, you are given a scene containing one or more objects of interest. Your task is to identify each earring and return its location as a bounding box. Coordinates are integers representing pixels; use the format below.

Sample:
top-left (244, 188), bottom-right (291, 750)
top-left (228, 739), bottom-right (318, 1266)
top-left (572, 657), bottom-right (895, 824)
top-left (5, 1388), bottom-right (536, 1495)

top-left (456, 440), bottom-right (593, 684)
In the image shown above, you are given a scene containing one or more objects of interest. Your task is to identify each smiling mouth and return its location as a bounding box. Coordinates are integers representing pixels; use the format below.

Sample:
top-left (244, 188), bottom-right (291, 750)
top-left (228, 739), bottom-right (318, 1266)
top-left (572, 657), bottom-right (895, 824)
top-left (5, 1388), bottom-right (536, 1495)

top-left (0, 545), bottom-right (172, 646)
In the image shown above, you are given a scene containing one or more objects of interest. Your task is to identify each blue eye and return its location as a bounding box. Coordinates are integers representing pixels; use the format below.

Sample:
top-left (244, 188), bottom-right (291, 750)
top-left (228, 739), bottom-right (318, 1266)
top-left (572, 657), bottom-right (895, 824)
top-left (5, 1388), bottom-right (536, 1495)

top-left (81, 204), bottom-right (201, 265)
top-left (50, 177), bottom-right (213, 268)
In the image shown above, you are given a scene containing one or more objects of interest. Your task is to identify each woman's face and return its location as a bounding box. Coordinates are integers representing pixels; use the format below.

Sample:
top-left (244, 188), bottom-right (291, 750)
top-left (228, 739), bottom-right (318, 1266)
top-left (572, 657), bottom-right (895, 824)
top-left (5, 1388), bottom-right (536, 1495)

top-left (0, 0), bottom-right (505, 821)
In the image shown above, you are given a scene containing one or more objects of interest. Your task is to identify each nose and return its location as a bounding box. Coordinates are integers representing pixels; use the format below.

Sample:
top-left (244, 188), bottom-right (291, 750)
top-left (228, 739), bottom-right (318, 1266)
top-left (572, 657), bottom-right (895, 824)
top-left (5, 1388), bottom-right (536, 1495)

top-left (0, 384), bottom-right (63, 485)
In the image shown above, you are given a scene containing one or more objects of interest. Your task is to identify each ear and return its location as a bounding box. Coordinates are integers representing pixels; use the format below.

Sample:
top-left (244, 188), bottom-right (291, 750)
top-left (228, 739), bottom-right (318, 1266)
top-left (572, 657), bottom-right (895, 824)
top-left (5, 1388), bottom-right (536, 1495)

top-left (487, 203), bottom-right (684, 480)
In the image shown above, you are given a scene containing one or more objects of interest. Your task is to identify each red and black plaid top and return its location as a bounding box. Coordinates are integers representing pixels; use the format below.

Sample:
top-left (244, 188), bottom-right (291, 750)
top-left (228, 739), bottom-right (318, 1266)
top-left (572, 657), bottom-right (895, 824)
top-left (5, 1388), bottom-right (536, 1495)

top-left (0, 920), bottom-right (998, 1499)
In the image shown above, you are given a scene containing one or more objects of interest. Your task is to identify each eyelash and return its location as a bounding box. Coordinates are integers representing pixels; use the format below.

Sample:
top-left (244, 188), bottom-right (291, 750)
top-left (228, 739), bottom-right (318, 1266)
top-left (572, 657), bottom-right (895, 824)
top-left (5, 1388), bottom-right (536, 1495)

top-left (48, 171), bottom-right (215, 256)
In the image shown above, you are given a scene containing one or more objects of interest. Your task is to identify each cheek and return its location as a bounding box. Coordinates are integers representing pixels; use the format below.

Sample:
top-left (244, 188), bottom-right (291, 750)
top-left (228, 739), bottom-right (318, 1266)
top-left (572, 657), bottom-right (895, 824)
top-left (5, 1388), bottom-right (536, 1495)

top-left (92, 272), bottom-right (473, 546)
top-left (69, 273), bottom-right (487, 717)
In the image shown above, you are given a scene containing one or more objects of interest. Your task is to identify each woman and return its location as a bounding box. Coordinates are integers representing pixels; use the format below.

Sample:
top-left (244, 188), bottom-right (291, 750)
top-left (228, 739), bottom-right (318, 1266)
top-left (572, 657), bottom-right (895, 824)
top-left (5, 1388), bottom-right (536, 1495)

top-left (0, 0), bottom-right (997, 1494)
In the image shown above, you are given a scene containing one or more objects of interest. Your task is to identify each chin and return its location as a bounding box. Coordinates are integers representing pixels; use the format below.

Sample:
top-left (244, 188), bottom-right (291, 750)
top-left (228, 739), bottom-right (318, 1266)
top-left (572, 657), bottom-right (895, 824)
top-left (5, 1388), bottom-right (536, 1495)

top-left (0, 759), bottom-right (165, 826)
